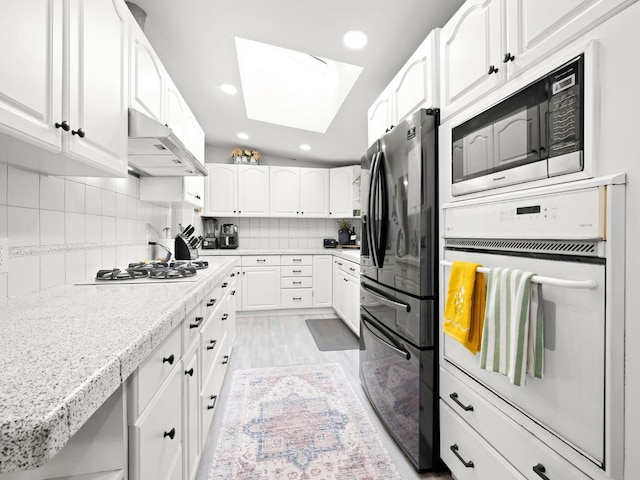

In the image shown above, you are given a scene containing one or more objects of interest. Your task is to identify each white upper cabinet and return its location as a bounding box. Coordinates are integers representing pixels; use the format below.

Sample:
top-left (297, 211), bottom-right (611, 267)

top-left (130, 19), bottom-right (164, 123)
top-left (505, 0), bottom-right (635, 78)
top-left (238, 165), bottom-right (269, 216)
top-left (440, 0), bottom-right (636, 120)
top-left (367, 30), bottom-right (439, 146)
top-left (329, 165), bottom-right (361, 218)
top-left (300, 168), bottom-right (330, 217)
top-left (165, 77), bottom-right (206, 166)
top-left (270, 166), bottom-right (300, 216)
top-left (139, 176), bottom-right (204, 208)
top-left (204, 163), bottom-right (237, 216)
top-left (0, 0), bottom-right (128, 177)
top-left (270, 167), bottom-right (329, 217)
top-left (440, 0), bottom-right (502, 121)
top-left (391, 30), bottom-right (439, 125)
top-left (367, 88), bottom-right (393, 147)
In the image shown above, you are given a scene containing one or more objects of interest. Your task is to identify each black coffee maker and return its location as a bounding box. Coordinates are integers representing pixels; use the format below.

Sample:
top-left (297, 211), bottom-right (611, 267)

top-left (219, 224), bottom-right (239, 249)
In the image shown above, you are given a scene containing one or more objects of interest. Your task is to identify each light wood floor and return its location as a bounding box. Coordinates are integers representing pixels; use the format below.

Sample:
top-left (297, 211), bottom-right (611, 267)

top-left (195, 313), bottom-right (453, 480)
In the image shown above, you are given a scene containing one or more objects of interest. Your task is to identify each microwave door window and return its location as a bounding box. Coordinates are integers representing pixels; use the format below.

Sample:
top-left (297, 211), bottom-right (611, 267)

top-left (493, 106), bottom-right (542, 169)
top-left (463, 125), bottom-right (494, 178)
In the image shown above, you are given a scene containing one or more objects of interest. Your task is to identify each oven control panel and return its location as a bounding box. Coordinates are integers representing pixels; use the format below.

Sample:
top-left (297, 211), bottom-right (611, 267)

top-left (444, 186), bottom-right (605, 239)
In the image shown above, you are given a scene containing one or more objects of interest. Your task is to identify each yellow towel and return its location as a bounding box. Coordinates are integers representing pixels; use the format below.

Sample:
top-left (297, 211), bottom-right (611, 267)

top-left (444, 261), bottom-right (485, 354)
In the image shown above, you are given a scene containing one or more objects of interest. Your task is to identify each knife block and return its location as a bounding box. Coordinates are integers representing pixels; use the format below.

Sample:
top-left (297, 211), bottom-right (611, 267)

top-left (174, 235), bottom-right (199, 260)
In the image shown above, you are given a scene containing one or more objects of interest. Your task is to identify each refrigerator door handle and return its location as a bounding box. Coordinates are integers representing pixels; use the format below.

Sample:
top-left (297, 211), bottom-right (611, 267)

top-left (362, 282), bottom-right (411, 312)
top-left (376, 152), bottom-right (389, 267)
top-left (362, 316), bottom-right (411, 360)
top-left (368, 152), bottom-right (381, 267)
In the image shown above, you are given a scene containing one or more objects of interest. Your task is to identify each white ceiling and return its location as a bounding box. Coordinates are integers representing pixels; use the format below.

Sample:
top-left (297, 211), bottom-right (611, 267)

top-left (131, 0), bottom-right (465, 164)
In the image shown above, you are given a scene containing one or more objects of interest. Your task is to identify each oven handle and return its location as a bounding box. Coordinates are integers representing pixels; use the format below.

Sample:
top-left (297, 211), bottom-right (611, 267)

top-left (440, 260), bottom-right (598, 290)
top-left (361, 316), bottom-right (410, 360)
top-left (361, 282), bottom-right (411, 312)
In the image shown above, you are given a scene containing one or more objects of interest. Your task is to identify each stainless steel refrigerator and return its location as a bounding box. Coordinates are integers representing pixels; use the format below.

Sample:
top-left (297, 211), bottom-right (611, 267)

top-left (359, 108), bottom-right (440, 472)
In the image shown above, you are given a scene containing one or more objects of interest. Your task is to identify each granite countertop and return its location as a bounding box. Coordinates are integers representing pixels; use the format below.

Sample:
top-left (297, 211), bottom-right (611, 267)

top-left (199, 248), bottom-right (362, 264)
top-left (0, 257), bottom-right (238, 473)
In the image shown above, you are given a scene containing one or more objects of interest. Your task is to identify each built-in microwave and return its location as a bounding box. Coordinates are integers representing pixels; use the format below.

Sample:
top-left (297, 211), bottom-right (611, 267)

top-left (451, 55), bottom-right (584, 196)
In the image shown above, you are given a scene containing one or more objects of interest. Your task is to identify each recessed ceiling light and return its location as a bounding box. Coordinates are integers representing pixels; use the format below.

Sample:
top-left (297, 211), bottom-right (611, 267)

top-left (343, 30), bottom-right (368, 49)
top-left (300, 144), bottom-right (311, 151)
top-left (237, 132), bottom-right (249, 140)
top-left (220, 84), bottom-right (238, 95)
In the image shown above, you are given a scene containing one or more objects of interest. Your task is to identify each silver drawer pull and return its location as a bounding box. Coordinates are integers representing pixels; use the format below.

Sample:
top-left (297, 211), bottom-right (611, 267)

top-left (449, 392), bottom-right (474, 412)
top-left (450, 444), bottom-right (474, 468)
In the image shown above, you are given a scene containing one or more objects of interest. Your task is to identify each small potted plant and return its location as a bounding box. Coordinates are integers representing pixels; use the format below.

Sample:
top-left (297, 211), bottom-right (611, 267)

top-left (336, 219), bottom-right (352, 245)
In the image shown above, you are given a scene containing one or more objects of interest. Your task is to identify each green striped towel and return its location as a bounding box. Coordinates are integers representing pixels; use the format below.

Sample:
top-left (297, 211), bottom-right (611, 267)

top-left (479, 268), bottom-right (544, 386)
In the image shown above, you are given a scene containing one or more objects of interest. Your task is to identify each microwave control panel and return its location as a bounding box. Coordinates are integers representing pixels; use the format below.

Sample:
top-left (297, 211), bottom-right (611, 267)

top-left (444, 187), bottom-right (603, 240)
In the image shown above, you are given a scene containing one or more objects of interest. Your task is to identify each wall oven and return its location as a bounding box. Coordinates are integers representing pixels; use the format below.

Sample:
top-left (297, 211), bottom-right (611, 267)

top-left (452, 54), bottom-right (586, 196)
top-left (439, 175), bottom-right (625, 478)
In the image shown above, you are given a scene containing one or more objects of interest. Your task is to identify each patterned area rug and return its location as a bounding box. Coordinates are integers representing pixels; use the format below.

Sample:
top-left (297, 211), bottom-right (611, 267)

top-left (208, 363), bottom-right (401, 479)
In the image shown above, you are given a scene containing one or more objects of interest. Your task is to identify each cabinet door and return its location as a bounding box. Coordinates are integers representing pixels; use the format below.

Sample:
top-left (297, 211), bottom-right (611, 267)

top-left (67, 0), bottom-right (128, 175)
top-left (204, 164), bottom-right (237, 216)
top-left (329, 166), bottom-right (353, 217)
top-left (183, 176), bottom-right (204, 208)
top-left (391, 30), bottom-right (438, 124)
top-left (0, 0), bottom-right (63, 150)
top-left (238, 165), bottom-right (270, 216)
top-left (182, 347), bottom-right (200, 480)
top-left (270, 166), bottom-right (300, 216)
top-left (300, 168), bottom-right (329, 217)
top-left (332, 264), bottom-right (347, 320)
top-left (505, 0), bottom-right (634, 78)
top-left (313, 255), bottom-right (333, 308)
top-left (367, 87), bottom-right (392, 146)
top-left (440, 0), bottom-right (503, 120)
top-left (241, 266), bottom-right (281, 310)
top-left (346, 274), bottom-right (361, 336)
top-left (130, 21), bottom-right (164, 122)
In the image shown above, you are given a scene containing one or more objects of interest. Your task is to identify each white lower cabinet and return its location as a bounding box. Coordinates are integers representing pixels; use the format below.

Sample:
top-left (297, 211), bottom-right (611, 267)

top-left (280, 255), bottom-right (312, 309)
top-left (127, 269), bottom-right (236, 480)
top-left (129, 366), bottom-right (182, 480)
top-left (312, 255), bottom-right (333, 308)
top-left (332, 258), bottom-right (360, 335)
top-left (440, 401), bottom-right (525, 480)
top-left (182, 345), bottom-right (200, 480)
top-left (241, 256), bottom-right (282, 310)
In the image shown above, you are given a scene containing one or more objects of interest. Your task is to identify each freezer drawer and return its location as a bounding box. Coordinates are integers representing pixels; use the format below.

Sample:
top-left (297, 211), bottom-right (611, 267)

top-left (359, 313), bottom-right (436, 471)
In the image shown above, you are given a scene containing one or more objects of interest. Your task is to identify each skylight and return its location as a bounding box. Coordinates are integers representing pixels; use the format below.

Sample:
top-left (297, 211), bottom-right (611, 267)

top-left (235, 37), bottom-right (363, 133)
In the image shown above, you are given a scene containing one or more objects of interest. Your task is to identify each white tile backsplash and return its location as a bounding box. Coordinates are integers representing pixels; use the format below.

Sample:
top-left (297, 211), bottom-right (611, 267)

top-left (0, 163), bottom-right (7, 205)
top-left (85, 185), bottom-right (102, 215)
top-left (85, 214), bottom-right (102, 243)
top-left (101, 189), bottom-right (116, 216)
top-left (40, 175), bottom-right (65, 211)
top-left (115, 193), bottom-right (127, 218)
top-left (65, 212), bottom-right (86, 244)
top-left (0, 205), bottom-right (7, 237)
top-left (40, 210), bottom-right (65, 245)
top-left (65, 251), bottom-right (86, 284)
top-left (8, 167), bottom-right (39, 208)
top-left (0, 272), bottom-right (7, 299)
top-left (101, 216), bottom-right (116, 243)
top-left (8, 206), bottom-right (39, 246)
top-left (65, 179), bottom-right (85, 213)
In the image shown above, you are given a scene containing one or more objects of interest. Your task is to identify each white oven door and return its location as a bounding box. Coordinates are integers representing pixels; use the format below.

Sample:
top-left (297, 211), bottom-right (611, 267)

top-left (442, 249), bottom-right (605, 465)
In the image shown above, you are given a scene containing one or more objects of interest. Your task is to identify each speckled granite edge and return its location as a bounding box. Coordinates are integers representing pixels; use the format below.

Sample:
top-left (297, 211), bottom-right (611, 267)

top-left (199, 248), bottom-right (361, 264)
top-left (0, 257), bottom-right (238, 473)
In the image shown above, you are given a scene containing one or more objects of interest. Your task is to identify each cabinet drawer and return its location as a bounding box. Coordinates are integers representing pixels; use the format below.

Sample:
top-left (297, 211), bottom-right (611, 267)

top-left (281, 288), bottom-right (313, 309)
top-left (280, 276), bottom-right (313, 288)
top-left (281, 265), bottom-right (312, 277)
top-left (202, 283), bottom-right (223, 319)
top-left (336, 258), bottom-right (360, 277)
top-left (200, 309), bottom-right (229, 380)
top-left (201, 335), bottom-right (229, 446)
top-left (136, 327), bottom-right (182, 416)
top-left (440, 367), bottom-right (590, 480)
top-left (130, 367), bottom-right (182, 480)
top-left (182, 303), bottom-right (204, 351)
top-left (281, 254), bottom-right (312, 266)
top-left (440, 401), bottom-right (526, 480)
top-left (241, 255), bottom-right (280, 266)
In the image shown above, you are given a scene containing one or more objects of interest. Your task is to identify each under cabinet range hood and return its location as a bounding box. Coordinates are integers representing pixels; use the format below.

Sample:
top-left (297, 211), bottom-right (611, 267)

top-left (127, 108), bottom-right (208, 177)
